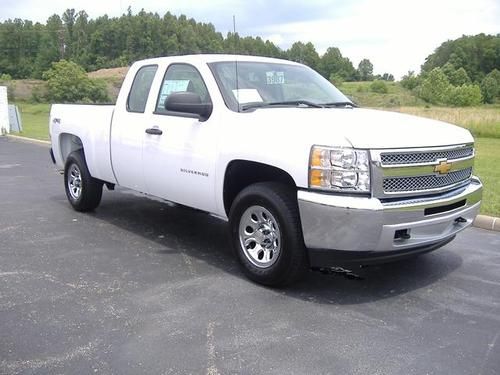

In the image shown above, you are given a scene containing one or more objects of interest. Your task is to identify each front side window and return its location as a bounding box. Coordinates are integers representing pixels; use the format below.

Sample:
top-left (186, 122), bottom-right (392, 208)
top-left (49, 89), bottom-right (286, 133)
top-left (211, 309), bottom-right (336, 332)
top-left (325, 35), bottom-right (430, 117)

top-left (209, 61), bottom-right (352, 112)
top-left (155, 64), bottom-right (211, 114)
top-left (127, 65), bottom-right (158, 113)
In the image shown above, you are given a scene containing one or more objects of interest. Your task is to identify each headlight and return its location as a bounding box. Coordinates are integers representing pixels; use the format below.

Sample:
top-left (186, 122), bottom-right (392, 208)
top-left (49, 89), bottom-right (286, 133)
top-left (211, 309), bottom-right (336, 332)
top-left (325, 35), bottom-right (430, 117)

top-left (309, 146), bottom-right (371, 192)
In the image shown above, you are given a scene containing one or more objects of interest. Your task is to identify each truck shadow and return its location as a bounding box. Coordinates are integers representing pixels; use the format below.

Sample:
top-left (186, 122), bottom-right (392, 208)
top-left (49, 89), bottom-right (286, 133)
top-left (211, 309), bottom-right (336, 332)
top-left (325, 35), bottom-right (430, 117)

top-left (89, 188), bottom-right (463, 305)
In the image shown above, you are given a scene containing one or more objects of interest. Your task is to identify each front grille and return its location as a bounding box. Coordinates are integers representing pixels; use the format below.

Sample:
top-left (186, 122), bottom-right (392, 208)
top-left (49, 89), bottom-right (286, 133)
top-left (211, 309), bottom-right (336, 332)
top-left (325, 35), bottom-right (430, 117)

top-left (383, 167), bottom-right (472, 193)
top-left (381, 146), bottom-right (473, 165)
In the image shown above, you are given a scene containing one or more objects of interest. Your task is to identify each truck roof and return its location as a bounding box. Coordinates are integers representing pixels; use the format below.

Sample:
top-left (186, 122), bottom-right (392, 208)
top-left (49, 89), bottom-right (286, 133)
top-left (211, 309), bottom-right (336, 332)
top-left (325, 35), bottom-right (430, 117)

top-left (133, 54), bottom-right (303, 67)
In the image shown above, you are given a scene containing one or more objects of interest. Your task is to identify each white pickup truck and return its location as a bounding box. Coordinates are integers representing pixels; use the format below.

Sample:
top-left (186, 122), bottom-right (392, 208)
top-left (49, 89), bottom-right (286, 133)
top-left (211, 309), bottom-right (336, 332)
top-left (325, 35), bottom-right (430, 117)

top-left (49, 54), bottom-right (483, 286)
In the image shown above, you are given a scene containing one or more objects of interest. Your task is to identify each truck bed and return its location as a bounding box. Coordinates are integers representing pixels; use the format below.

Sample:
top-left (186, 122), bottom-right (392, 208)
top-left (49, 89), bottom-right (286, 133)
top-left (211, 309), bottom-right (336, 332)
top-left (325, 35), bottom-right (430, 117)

top-left (49, 104), bottom-right (116, 184)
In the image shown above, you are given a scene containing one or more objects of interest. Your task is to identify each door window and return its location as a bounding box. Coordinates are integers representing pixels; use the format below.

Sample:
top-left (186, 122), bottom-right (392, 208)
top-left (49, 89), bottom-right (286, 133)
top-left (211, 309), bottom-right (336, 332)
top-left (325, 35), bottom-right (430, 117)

top-left (127, 65), bottom-right (158, 113)
top-left (155, 64), bottom-right (211, 114)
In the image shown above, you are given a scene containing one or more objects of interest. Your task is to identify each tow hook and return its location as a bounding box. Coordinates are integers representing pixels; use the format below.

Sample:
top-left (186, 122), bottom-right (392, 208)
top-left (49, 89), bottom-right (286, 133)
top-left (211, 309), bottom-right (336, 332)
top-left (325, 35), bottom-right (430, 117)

top-left (317, 267), bottom-right (364, 280)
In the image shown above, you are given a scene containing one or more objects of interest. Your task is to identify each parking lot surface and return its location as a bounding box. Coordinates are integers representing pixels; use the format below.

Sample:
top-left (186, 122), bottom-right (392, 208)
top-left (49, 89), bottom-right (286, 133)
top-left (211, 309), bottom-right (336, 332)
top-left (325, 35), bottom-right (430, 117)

top-left (1, 137), bottom-right (499, 375)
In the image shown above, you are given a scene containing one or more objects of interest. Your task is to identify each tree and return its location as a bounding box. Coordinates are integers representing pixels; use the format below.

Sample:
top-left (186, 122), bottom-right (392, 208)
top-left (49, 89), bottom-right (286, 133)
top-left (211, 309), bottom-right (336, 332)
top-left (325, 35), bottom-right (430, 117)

top-left (43, 59), bottom-right (108, 103)
top-left (422, 34), bottom-right (500, 82)
top-left (33, 14), bottom-right (63, 78)
top-left (62, 8), bottom-right (76, 56)
top-left (357, 58), bottom-right (373, 81)
top-left (417, 68), bottom-right (452, 104)
top-left (400, 71), bottom-right (420, 90)
top-left (381, 73), bottom-right (394, 81)
top-left (480, 69), bottom-right (500, 103)
top-left (287, 42), bottom-right (320, 71)
top-left (442, 63), bottom-right (471, 86)
top-left (318, 47), bottom-right (356, 81)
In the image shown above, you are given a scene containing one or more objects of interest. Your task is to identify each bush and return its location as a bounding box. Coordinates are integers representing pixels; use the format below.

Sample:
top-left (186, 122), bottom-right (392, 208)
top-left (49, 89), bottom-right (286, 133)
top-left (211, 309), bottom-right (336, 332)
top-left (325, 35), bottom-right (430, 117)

top-left (0, 73), bottom-right (12, 81)
top-left (400, 71), bottom-right (420, 90)
top-left (416, 68), bottom-right (451, 104)
top-left (370, 80), bottom-right (388, 93)
top-left (329, 73), bottom-right (344, 87)
top-left (356, 85), bottom-right (366, 93)
top-left (42, 60), bottom-right (109, 103)
top-left (30, 85), bottom-right (44, 103)
top-left (447, 84), bottom-right (482, 106)
top-left (480, 69), bottom-right (500, 103)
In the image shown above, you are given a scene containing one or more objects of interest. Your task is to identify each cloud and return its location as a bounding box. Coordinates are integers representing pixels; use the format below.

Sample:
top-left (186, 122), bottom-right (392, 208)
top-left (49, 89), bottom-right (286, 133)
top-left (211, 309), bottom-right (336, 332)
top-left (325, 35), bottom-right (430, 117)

top-left (1, 0), bottom-right (498, 78)
top-left (256, 0), bottom-right (500, 77)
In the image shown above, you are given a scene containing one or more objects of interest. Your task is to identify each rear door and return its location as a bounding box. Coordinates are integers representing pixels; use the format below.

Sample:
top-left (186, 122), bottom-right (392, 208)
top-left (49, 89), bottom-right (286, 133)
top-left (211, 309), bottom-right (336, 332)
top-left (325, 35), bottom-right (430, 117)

top-left (110, 64), bottom-right (158, 192)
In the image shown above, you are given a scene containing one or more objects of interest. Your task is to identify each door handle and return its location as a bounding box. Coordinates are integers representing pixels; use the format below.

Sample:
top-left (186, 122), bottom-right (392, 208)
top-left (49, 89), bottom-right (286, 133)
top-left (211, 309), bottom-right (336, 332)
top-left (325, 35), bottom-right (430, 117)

top-left (145, 127), bottom-right (163, 135)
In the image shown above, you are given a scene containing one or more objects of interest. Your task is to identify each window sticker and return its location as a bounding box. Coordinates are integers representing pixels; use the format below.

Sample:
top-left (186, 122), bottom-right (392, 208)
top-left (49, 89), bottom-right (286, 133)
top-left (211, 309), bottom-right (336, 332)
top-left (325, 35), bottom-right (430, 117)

top-left (158, 79), bottom-right (190, 106)
top-left (266, 71), bottom-right (285, 84)
top-left (232, 89), bottom-right (263, 104)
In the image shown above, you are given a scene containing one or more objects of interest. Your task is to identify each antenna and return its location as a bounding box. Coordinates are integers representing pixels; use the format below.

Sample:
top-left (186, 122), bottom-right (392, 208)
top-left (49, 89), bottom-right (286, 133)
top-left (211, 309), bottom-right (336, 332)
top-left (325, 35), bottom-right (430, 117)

top-left (233, 15), bottom-right (240, 112)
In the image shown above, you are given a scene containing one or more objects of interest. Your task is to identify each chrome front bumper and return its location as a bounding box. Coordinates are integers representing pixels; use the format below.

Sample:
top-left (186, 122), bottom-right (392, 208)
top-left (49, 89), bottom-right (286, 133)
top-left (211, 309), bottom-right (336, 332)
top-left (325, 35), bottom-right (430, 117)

top-left (297, 177), bottom-right (482, 254)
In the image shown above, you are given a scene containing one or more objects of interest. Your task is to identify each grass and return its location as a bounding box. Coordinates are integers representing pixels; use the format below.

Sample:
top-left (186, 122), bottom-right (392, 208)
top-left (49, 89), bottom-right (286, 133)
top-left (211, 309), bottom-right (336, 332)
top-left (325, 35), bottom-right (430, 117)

top-left (341, 81), bottom-right (427, 107)
top-left (9, 100), bottom-right (500, 217)
top-left (473, 138), bottom-right (500, 217)
top-left (13, 102), bottom-right (50, 141)
top-left (393, 106), bottom-right (500, 139)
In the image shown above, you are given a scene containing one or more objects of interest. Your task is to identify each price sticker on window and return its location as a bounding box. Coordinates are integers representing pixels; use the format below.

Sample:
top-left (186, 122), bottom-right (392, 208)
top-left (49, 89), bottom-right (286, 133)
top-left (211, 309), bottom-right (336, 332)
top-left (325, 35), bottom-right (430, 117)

top-left (266, 71), bottom-right (285, 85)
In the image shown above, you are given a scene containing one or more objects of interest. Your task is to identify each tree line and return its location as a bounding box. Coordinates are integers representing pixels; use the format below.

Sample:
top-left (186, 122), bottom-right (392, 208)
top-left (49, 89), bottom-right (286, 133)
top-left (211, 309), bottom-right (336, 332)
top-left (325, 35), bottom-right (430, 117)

top-left (401, 34), bottom-right (500, 105)
top-left (0, 8), bottom-right (388, 82)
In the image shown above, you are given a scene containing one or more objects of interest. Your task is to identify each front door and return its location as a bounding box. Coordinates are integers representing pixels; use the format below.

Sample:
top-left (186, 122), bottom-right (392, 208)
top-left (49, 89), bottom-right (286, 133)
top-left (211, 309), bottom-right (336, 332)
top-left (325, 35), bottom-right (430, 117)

top-left (142, 63), bottom-right (217, 213)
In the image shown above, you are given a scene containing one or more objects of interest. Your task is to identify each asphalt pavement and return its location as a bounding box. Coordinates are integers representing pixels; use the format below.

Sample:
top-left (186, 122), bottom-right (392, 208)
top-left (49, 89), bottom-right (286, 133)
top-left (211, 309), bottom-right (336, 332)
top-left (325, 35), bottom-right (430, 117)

top-left (1, 136), bottom-right (499, 375)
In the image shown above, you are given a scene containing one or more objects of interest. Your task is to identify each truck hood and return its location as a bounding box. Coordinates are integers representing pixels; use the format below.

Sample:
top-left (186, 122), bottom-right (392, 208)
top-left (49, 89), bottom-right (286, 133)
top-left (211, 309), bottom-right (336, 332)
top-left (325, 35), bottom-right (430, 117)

top-left (240, 107), bottom-right (474, 149)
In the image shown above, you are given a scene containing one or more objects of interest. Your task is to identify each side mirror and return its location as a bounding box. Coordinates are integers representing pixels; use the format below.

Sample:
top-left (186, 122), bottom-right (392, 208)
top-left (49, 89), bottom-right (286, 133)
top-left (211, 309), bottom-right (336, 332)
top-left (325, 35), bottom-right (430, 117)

top-left (164, 92), bottom-right (213, 120)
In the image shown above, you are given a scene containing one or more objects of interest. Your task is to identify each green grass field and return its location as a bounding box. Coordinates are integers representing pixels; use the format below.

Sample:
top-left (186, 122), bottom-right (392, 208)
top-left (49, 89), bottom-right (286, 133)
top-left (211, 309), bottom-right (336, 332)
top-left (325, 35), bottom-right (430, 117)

top-left (14, 102), bottom-right (50, 141)
top-left (9, 101), bottom-right (500, 216)
top-left (473, 138), bottom-right (500, 216)
top-left (341, 81), bottom-right (427, 107)
top-left (394, 106), bottom-right (500, 139)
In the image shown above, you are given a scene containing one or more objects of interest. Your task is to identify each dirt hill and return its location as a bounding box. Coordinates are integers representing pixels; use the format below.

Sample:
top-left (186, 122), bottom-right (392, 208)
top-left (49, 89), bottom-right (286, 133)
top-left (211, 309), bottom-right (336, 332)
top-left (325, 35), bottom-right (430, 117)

top-left (88, 67), bottom-right (129, 80)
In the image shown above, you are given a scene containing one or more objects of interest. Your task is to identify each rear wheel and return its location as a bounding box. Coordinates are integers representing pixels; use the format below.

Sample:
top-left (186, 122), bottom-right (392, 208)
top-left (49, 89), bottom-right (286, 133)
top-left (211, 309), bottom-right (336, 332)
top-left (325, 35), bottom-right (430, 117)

top-left (64, 150), bottom-right (103, 212)
top-left (229, 182), bottom-right (308, 286)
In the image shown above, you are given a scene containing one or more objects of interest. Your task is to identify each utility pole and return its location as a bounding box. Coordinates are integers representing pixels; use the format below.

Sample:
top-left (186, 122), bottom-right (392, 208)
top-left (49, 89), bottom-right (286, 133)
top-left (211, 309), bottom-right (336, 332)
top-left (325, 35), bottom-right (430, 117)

top-left (58, 27), bottom-right (65, 59)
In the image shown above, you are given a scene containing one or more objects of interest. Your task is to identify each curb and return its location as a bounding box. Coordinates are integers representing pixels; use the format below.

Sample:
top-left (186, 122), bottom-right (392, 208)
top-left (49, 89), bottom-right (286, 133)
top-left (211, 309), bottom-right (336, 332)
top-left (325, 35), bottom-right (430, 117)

top-left (473, 215), bottom-right (500, 232)
top-left (4, 134), bottom-right (50, 146)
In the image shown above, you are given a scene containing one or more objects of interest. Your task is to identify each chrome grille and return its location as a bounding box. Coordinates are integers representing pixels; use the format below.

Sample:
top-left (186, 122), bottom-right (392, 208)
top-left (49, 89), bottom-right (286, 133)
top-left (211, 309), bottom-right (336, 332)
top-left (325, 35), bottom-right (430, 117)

top-left (381, 146), bottom-right (473, 165)
top-left (383, 167), bottom-right (472, 192)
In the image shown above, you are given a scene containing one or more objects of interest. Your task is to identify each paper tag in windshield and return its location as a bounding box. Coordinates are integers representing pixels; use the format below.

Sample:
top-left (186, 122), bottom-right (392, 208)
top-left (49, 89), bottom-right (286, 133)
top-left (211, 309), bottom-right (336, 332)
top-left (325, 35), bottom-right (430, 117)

top-left (266, 71), bottom-right (285, 84)
top-left (158, 80), bottom-right (190, 106)
top-left (232, 89), bottom-right (263, 103)
top-left (163, 80), bottom-right (190, 94)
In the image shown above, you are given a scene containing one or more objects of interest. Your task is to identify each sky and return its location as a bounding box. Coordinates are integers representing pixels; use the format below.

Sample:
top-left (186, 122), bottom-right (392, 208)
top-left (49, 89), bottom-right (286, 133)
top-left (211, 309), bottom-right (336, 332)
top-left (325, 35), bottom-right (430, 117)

top-left (1, 0), bottom-right (499, 79)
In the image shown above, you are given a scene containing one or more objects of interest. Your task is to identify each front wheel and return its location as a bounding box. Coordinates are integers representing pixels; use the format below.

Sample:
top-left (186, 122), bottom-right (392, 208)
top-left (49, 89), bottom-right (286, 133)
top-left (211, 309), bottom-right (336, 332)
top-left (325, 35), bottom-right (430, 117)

top-left (64, 150), bottom-right (103, 212)
top-left (229, 182), bottom-right (308, 286)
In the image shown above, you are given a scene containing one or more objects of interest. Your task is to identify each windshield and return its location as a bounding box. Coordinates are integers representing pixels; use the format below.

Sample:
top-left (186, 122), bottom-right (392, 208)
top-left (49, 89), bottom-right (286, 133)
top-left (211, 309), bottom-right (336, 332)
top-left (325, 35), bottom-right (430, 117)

top-left (208, 61), bottom-right (352, 112)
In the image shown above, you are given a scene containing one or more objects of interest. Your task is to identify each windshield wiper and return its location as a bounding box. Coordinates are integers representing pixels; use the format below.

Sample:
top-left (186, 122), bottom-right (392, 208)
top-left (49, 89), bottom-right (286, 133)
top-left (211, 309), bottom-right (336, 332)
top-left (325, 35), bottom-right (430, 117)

top-left (269, 100), bottom-right (324, 108)
top-left (241, 100), bottom-right (324, 111)
top-left (321, 101), bottom-right (358, 108)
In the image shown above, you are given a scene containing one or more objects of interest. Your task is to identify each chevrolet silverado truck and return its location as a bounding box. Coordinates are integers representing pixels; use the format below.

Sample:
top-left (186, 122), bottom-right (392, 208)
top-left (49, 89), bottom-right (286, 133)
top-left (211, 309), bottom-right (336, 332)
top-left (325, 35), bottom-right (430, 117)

top-left (49, 55), bottom-right (483, 286)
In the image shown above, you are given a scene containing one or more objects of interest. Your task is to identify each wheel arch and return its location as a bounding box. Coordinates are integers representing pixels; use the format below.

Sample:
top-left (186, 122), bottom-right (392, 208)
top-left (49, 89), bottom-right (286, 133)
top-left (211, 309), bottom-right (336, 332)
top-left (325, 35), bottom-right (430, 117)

top-left (58, 133), bottom-right (84, 165)
top-left (223, 159), bottom-right (297, 215)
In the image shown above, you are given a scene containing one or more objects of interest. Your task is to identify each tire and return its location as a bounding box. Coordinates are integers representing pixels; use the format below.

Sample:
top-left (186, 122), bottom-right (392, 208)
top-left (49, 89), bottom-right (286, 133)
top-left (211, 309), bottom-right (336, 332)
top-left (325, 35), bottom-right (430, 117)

top-left (229, 182), bottom-right (308, 286)
top-left (64, 150), bottom-right (103, 212)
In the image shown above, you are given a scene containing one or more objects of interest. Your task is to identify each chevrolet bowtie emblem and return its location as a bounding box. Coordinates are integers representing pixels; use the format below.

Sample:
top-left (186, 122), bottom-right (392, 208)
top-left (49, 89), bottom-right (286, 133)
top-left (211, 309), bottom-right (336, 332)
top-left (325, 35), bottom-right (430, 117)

top-left (434, 160), bottom-right (452, 175)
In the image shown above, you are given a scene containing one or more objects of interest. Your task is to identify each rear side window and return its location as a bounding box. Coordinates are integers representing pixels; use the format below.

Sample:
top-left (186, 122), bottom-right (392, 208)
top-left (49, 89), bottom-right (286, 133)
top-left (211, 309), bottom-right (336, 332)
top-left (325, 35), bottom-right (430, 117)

top-left (127, 65), bottom-right (158, 113)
